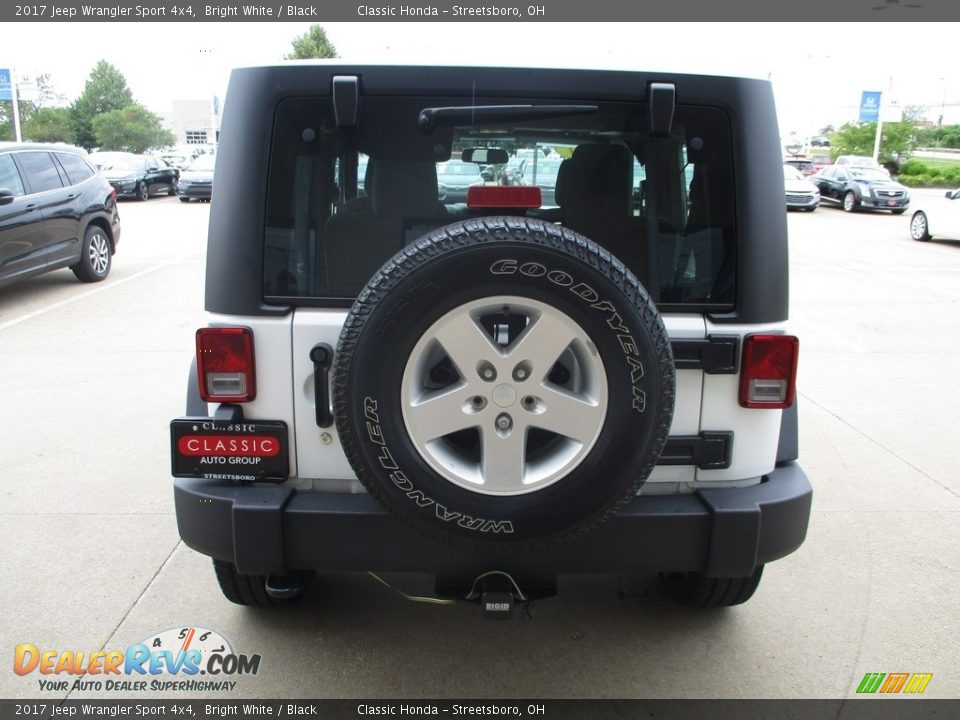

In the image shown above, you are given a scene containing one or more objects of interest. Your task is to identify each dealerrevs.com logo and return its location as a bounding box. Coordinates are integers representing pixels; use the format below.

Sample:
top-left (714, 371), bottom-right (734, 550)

top-left (14, 627), bottom-right (261, 693)
top-left (856, 672), bottom-right (933, 695)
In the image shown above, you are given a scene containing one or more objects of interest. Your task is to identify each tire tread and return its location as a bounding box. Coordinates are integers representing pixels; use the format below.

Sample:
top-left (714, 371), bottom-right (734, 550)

top-left (212, 559), bottom-right (302, 607)
top-left (661, 565), bottom-right (764, 608)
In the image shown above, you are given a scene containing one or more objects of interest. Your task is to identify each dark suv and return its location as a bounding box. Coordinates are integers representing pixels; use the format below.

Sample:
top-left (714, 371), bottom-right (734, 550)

top-left (171, 65), bottom-right (811, 612)
top-left (0, 143), bottom-right (121, 287)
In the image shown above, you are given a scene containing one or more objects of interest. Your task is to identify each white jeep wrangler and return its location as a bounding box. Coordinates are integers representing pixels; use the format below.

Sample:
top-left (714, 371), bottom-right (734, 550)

top-left (171, 64), bottom-right (810, 612)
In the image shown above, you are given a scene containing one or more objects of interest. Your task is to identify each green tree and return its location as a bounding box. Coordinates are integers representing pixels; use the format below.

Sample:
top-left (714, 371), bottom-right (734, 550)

top-left (284, 24), bottom-right (338, 59)
top-left (23, 107), bottom-right (74, 143)
top-left (900, 105), bottom-right (928, 124)
top-left (942, 126), bottom-right (960, 149)
top-left (70, 61), bottom-right (134, 149)
top-left (1, 73), bottom-right (69, 142)
top-left (830, 121), bottom-right (917, 164)
top-left (92, 104), bottom-right (175, 153)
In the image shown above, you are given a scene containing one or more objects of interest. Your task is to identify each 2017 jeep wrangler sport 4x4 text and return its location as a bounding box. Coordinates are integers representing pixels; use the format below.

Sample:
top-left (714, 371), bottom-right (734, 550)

top-left (171, 63), bottom-right (811, 613)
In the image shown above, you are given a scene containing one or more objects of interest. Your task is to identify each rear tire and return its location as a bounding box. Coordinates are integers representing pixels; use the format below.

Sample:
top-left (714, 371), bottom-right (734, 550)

top-left (71, 225), bottom-right (112, 283)
top-left (212, 559), bottom-right (312, 607)
top-left (660, 565), bottom-right (764, 607)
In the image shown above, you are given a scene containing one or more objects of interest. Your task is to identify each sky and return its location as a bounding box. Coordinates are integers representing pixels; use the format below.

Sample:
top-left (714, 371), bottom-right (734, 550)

top-left (4, 21), bottom-right (960, 137)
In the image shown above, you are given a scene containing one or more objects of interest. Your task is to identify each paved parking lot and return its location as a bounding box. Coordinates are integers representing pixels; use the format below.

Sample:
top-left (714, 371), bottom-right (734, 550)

top-left (1, 195), bottom-right (958, 700)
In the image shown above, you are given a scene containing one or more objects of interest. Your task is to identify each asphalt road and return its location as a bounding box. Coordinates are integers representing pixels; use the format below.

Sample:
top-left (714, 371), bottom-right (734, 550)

top-left (1, 195), bottom-right (958, 701)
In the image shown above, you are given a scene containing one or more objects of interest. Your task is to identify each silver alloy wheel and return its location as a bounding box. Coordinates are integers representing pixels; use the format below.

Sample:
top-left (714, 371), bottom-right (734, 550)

top-left (400, 296), bottom-right (608, 496)
top-left (88, 232), bottom-right (110, 275)
top-left (910, 211), bottom-right (928, 240)
top-left (843, 191), bottom-right (856, 212)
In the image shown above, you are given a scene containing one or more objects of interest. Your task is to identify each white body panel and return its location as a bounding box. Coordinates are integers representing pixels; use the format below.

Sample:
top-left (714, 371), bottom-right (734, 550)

top-left (205, 312), bottom-right (790, 494)
top-left (646, 314), bottom-right (703, 485)
top-left (204, 313), bottom-right (297, 475)
top-left (697, 321), bottom-right (788, 483)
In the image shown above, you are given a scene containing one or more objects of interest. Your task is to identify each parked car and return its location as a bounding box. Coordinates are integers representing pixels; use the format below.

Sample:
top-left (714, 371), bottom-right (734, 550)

top-left (908, 188), bottom-right (960, 242)
top-left (100, 154), bottom-right (179, 200)
top-left (160, 153), bottom-right (192, 171)
top-left (518, 157), bottom-right (564, 206)
top-left (0, 142), bottom-right (121, 288)
top-left (161, 145), bottom-right (213, 170)
top-left (811, 164), bottom-right (909, 213)
top-left (88, 150), bottom-right (135, 171)
top-left (357, 154), bottom-right (369, 194)
top-left (436, 159), bottom-right (484, 202)
top-left (176, 153), bottom-right (216, 203)
top-left (783, 157), bottom-right (818, 176)
top-left (784, 165), bottom-right (820, 211)
top-left (170, 64), bottom-right (809, 613)
top-left (834, 155), bottom-right (884, 170)
top-left (810, 136), bottom-right (830, 147)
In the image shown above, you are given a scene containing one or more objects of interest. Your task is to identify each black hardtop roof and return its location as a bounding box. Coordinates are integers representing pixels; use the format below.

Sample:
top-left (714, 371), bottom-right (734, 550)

top-left (226, 62), bottom-right (769, 103)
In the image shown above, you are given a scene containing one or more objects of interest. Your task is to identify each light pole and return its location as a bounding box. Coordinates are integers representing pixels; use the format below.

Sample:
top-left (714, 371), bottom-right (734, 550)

top-left (937, 77), bottom-right (946, 148)
top-left (4, 66), bottom-right (23, 142)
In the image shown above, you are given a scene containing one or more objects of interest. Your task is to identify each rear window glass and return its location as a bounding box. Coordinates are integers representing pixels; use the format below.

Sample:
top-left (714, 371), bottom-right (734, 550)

top-left (55, 152), bottom-right (95, 185)
top-left (264, 96), bottom-right (735, 309)
top-left (17, 151), bottom-right (64, 194)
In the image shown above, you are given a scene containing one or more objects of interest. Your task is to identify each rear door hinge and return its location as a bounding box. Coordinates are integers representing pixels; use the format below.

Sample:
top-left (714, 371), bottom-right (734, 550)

top-left (671, 335), bottom-right (740, 374)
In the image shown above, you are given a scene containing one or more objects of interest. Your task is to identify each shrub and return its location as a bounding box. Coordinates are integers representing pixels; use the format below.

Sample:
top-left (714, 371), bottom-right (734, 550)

top-left (900, 159), bottom-right (926, 176)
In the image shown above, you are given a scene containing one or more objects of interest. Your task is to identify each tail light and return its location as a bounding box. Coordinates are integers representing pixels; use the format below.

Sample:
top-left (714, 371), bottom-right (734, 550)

top-left (196, 327), bottom-right (256, 402)
top-left (739, 334), bottom-right (799, 409)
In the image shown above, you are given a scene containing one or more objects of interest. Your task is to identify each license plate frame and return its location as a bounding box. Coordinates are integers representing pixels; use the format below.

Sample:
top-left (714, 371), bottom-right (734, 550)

top-left (170, 418), bottom-right (289, 482)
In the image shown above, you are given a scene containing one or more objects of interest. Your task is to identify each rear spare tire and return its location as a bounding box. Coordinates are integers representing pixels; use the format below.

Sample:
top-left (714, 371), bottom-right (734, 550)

top-left (333, 217), bottom-right (675, 551)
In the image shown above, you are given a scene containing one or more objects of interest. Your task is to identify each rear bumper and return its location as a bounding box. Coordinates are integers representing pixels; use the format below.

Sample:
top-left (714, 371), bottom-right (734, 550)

top-left (174, 463), bottom-right (811, 579)
top-left (177, 184), bottom-right (212, 200)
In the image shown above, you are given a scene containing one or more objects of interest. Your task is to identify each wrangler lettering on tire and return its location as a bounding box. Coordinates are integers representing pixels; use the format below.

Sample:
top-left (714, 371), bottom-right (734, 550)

top-left (333, 217), bottom-right (676, 551)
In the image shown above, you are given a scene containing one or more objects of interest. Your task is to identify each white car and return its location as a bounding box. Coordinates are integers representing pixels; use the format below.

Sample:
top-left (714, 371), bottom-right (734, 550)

top-left (834, 154), bottom-right (885, 170)
top-left (436, 159), bottom-right (484, 203)
top-left (909, 189), bottom-right (960, 242)
top-left (784, 164), bottom-right (819, 211)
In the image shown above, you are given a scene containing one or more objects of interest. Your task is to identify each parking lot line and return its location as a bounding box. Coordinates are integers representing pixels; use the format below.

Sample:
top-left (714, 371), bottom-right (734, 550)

top-left (0, 261), bottom-right (185, 332)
